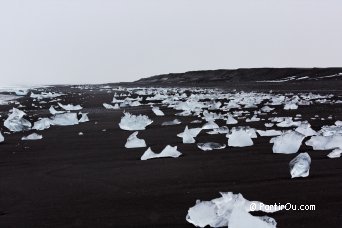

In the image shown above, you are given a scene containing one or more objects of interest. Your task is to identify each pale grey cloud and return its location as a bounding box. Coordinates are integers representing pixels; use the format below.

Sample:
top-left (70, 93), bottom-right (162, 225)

top-left (0, 0), bottom-right (341, 86)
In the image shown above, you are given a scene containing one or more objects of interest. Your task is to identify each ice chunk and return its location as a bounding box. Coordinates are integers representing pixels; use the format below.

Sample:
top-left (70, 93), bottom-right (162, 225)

top-left (229, 208), bottom-right (276, 228)
top-left (125, 131), bottom-right (146, 148)
top-left (276, 117), bottom-right (301, 127)
top-left (161, 119), bottom-right (181, 126)
top-left (265, 123), bottom-right (274, 128)
top-left (226, 114), bottom-right (238, 125)
top-left (119, 112), bottom-right (153, 131)
top-left (4, 108), bottom-right (32, 132)
top-left (257, 129), bottom-right (282, 137)
top-left (246, 115), bottom-right (260, 122)
top-left (49, 106), bottom-right (64, 115)
top-left (202, 121), bottom-right (219, 130)
top-left (284, 103), bottom-right (298, 110)
top-left (50, 113), bottom-right (79, 126)
top-left (289, 152), bottom-right (311, 178)
top-left (335, 120), bottom-right (342, 126)
top-left (103, 103), bottom-right (120, 109)
top-left (270, 131), bottom-right (305, 154)
top-left (32, 118), bottom-right (51, 130)
top-left (305, 135), bottom-right (342, 150)
top-left (177, 126), bottom-right (202, 138)
top-left (22, 133), bottom-right (43, 140)
top-left (186, 192), bottom-right (280, 228)
top-left (197, 142), bottom-right (226, 151)
top-left (152, 107), bottom-right (165, 116)
top-left (327, 148), bottom-right (342, 158)
top-left (182, 126), bottom-right (196, 144)
top-left (79, 113), bottom-right (89, 123)
top-left (0, 132), bottom-right (4, 143)
top-left (207, 126), bottom-right (229, 135)
top-left (58, 102), bottom-right (82, 111)
top-left (228, 130), bottom-right (253, 147)
top-left (295, 123), bottom-right (317, 136)
top-left (141, 145), bottom-right (182, 160)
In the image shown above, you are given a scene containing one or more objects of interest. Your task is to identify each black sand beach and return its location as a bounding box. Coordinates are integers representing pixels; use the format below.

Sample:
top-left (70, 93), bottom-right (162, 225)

top-left (0, 83), bottom-right (342, 227)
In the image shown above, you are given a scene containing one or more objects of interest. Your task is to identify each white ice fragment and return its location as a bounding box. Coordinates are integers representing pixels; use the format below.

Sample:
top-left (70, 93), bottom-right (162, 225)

top-left (0, 132), bottom-right (4, 143)
top-left (270, 131), bottom-right (305, 154)
top-left (50, 113), bottom-right (79, 126)
top-left (32, 118), bottom-right (51, 130)
top-left (226, 114), bottom-right (238, 124)
top-left (228, 130), bottom-right (253, 147)
top-left (289, 152), bottom-right (311, 178)
top-left (264, 123), bottom-right (274, 128)
top-left (229, 208), bottom-right (276, 228)
top-left (103, 103), bottom-right (120, 109)
top-left (49, 106), bottom-right (64, 115)
top-left (58, 102), bottom-right (82, 111)
top-left (295, 123), bottom-right (317, 137)
top-left (197, 142), bottom-right (226, 151)
top-left (335, 120), bottom-right (342, 126)
top-left (22, 133), bottom-right (43, 140)
top-left (79, 113), bottom-right (89, 123)
top-left (202, 121), bottom-right (219, 130)
top-left (177, 127), bottom-right (202, 138)
top-left (140, 145), bottom-right (182, 160)
top-left (182, 126), bottom-right (196, 144)
top-left (152, 107), bottom-right (165, 116)
top-left (327, 148), bottom-right (342, 158)
top-left (78, 132), bottom-right (83, 136)
top-left (305, 135), bottom-right (342, 150)
top-left (284, 103), bottom-right (298, 110)
top-left (186, 192), bottom-right (280, 228)
top-left (4, 108), bottom-right (32, 132)
top-left (257, 129), bottom-right (282, 137)
top-left (125, 131), bottom-right (146, 148)
top-left (161, 119), bottom-right (181, 126)
top-left (119, 112), bottom-right (153, 131)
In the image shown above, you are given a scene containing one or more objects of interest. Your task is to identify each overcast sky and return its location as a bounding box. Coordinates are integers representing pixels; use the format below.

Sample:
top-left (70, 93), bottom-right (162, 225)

top-left (0, 0), bottom-right (341, 86)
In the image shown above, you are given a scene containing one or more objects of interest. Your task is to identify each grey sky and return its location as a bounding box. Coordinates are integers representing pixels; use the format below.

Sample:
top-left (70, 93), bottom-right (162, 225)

top-left (0, 0), bottom-right (341, 86)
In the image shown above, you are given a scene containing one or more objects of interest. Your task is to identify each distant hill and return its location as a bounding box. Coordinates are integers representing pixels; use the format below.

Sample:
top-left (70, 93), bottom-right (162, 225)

top-left (133, 68), bottom-right (342, 86)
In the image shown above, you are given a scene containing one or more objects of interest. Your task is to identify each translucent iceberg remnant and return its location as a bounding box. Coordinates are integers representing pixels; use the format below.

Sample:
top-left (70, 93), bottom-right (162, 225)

top-left (0, 132), bottom-right (4, 143)
top-left (228, 130), bottom-right (253, 147)
top-left (79, 113), bottom-right (89, 123)
top-left (229, 208), bottom-right (277, 228)
top-left (32, 118), bottom-right (51, 130)
top-left (161, 119), bottom-right (181, 126)
top-left (305, 135), bottom-right (342, 150)
top-left (50, 113), bottom-right (79, 126)
top-left (186, 192), bottom-right (280, 228)
top-left (202, 121), bottom-right (219, 130)
top-left (119, 112), bottom-right (153, 131)
top-left (226, 114), bottom-right (238, 125)
top-left (152, 107), bottom-right (165, 116)
top-left (4, 108), bottom-right (32, 132)
top-left (284, 103), bottom-right (298, 110)
top-left (22, 133), bottom-right (43, 140)
top-left (197, 142), bottom-right (226, 151)
top-left (125, 131), bottom-right (146, 148)
top-left (270, 131), bottom-right (305, 154)
top-left (177, 127), bottom-right (202, 138)
top-left (141, 145), bottom-right (182, 160)
top-left (49, 106), bottom-right (65, 115)
top-left (295, 123), bottom-right (317, 137)
top-left (103, 103), bottom-right (119, 109)
top-left (256, 129), bottom-right (282, 137)
top-left (327, 148), bottom-right (342, 158)
top-left (58, 102), bottom-right (83, 111)
top-left (182, 126), bottom-right (195, 144)
top-left (289, 152), bottom-right (311, 178)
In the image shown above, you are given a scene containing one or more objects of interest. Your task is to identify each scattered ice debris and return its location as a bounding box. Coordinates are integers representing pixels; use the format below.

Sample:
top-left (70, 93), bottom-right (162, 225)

top-left (15, 89), bottom-right (29, 96)
top-left (289, 152), bottom-right (311, 178)
top-left (197, 142), bottom-right (226, 151)
top-left (161, 119), bottom-right (181, 126)
top-left (49, 106), bottom-right (64, 115)
top-left (226, 114), bottom-right (238, 125)
top-left (58, 102), bottom-right (83, 111)
top-left (246, 115), bottom-right (260, 122)
top-left (30, 92), bottom-right (63, 100)
top-left (202, 121), bottom-right (219, 130)
top-left (264, 123), bottom-right (274, 128)
top-left (270, 131), bottom-right (305, 154)
top-left (295, 123), bottom-right (317, 136)
top-left (78, 132), bottom-right (84, 136)
top-left (257, 129), bottom-right (282, 137)
top-left (125, 131), bottom-right (146, 148)
top-left (182, 126), bottom-right (196, 144)
top-left (207, 126), bottom-right (229, 135)
top-left (21, 133), bottom-right (43, 140)
top-left (276, 117), bottom-right (301, 127)
top-left (4, 108), bottom-right (32, 132)
top-left (186, 192), bottom-right (280, 228)
top-left (284, 103), bottom-right (298, 110)
top-left (260, 106), bottom-right (274, 113)
top-left (305, 135), bottom-right (342, 150)
top-left (227, 129), bottom-right (254, 147)
top-left (79, 113), bottom-right (90, 123)
top-left (327, 148), bottom-right (342, 158)
top-left (0, 132), bottom-right (4, 143)
top-left (32, 118), bottom-right (51, 130)
top-left (50, 113), bottom-right (79, 126)
top-left (141, 145), bottom-right (182, 160)
top-left (103, 103), bottom-right (120, 109)
top-left (152, 107), bottom-right (165, 116)
top-left (119, 112), bottom-right (153, 131)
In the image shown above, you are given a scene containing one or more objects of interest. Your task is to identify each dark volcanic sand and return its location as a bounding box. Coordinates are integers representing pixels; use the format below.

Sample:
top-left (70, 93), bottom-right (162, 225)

top-left (0, 85), bottom-right (342, 228)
